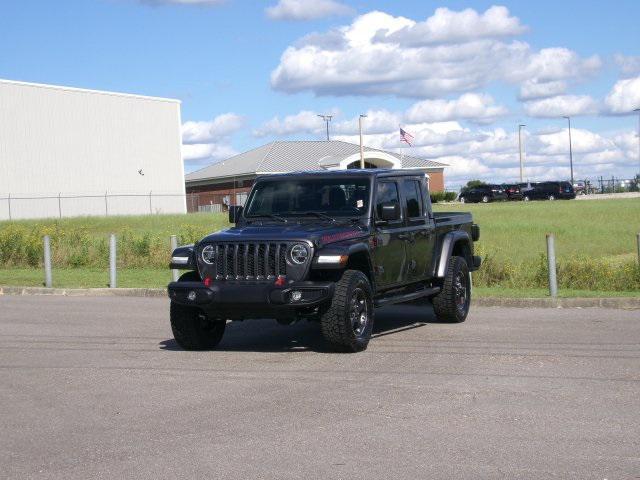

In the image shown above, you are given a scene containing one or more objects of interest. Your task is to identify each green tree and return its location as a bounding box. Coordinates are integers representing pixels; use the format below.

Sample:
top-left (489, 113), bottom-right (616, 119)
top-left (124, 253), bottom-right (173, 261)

top-left (465, 179), bottom-right (487, 189)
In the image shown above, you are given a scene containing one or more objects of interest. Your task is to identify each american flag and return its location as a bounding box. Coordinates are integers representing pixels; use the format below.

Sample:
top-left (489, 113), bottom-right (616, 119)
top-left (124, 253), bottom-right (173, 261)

top-left (400, 127), bottom-right (414, 146)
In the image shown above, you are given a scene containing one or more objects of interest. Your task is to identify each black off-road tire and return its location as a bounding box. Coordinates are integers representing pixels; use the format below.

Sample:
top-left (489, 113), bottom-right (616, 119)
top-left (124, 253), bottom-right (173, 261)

top-left (320, 270), bottom-right (374, 353)
top-left (169, 271), bottom-right (225, 350)
top-left (432, 256), bottom-right (471, 323)
top-left (170, 302), bottom-right (226, 350)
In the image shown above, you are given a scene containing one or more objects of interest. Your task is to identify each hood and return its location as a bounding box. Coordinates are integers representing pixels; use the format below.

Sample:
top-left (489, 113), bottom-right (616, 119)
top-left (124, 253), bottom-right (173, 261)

top-left (201, 222), bottom-right (369, 247)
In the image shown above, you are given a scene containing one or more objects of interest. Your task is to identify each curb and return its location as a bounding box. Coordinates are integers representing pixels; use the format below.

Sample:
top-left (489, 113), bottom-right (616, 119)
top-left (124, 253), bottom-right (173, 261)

top-left (1, 286), bottom-right (639, 309)
top-left (474, 297), bottom-right (640, 310)
top-left (0, 286), bottom-right (167, 298)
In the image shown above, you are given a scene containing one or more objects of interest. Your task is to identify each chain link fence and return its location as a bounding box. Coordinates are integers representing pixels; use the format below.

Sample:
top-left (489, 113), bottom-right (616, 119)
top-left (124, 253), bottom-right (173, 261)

top-left (590, 176), bottom-right (640, 194)
top-left (185, 191), bottom-right (249, 214)
top-left (0, 191), bottom-right (252, 221)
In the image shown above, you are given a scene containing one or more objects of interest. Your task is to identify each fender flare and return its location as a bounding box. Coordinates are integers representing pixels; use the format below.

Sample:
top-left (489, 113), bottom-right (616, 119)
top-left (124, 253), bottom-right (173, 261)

top-left (436, 231), bottom-right (472, 278)
top-left (170, 244), bottom-right (196, 270)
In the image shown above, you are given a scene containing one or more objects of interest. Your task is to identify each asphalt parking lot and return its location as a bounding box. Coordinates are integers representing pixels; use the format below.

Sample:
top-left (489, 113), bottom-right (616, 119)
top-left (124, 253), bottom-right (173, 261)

top-left (1, 296), bottom-right (639, 479)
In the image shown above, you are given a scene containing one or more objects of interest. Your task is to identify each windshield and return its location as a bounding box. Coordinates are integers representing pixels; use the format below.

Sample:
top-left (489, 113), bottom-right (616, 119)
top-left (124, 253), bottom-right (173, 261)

top-left (244, 178), bottom-right (370, 218)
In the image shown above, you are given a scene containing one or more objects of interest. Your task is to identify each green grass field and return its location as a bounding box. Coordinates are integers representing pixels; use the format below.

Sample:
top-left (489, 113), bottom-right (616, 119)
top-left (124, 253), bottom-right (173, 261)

top-left (432, 198), bottom-right (640, 263)
top-left (2, 212), bottom-right (229, 239)
top-left (1, 198), bottom-right (639, 295)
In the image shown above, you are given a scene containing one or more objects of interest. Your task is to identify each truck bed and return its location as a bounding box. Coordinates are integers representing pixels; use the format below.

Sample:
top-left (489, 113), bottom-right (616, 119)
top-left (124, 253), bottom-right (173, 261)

top-left (433, 211), bottom-right (473, 228)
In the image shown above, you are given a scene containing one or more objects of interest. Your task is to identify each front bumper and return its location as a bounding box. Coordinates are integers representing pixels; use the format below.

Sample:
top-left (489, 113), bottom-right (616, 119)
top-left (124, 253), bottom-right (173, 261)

top-left (168, 279), bottom-right (334, 316)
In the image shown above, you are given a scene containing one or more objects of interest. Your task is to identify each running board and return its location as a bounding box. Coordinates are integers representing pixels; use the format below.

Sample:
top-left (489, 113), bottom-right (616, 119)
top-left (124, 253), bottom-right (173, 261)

top-left (374, 286), bottom-right (441, 308)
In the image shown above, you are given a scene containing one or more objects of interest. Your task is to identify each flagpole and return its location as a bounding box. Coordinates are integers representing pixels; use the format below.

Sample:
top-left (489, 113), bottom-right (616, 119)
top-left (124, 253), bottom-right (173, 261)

top-left (399, 125), bottom-right (404, 167)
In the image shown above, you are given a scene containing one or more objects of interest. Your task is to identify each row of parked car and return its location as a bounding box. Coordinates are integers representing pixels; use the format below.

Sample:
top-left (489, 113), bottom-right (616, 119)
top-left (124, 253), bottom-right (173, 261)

top-left (458, 181), bottom-right (576, 203)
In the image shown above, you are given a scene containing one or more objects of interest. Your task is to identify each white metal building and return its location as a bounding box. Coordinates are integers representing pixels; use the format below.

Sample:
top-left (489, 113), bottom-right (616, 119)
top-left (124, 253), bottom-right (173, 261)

top-left (0, 79), bottom-right (186, 220)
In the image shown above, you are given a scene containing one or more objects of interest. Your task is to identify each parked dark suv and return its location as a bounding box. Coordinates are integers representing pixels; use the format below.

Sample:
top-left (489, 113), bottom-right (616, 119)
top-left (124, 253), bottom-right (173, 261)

top-left (520, 181), bottom-right (576, 201)
top-left (501, 183), bottom-right (523, 200)
top-left (458, 184), bottom-right (507, 203)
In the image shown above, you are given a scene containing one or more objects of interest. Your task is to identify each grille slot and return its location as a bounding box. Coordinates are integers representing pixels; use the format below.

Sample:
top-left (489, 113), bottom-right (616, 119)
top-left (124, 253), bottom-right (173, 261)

top-left (205, 242), bottom-right (289, 280)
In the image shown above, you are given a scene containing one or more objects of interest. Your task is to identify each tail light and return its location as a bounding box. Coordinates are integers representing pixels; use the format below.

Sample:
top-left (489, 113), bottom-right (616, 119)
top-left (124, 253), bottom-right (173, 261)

top-left (203, 277), bottom-right (213, 287)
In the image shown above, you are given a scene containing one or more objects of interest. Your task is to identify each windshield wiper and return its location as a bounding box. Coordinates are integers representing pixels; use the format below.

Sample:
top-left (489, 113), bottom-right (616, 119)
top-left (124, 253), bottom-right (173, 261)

top-left (297, 211), bottom-right (336, 222)
top-left (247, 214), bottom-right (288, 223)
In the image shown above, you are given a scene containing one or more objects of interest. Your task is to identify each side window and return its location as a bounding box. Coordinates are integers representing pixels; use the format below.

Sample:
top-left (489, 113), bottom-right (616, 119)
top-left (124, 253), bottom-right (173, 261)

top-left (402, 179), bottom-right (423, 219)
top-left (375, 181), bottom-right (400, 220)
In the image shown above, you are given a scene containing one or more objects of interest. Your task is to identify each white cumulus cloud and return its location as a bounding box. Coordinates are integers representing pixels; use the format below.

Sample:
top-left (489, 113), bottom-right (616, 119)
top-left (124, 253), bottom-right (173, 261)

top-left (253, 110), bottom-right (334, 137)
top-left (614, 54), bottom-right (640, 77)
top-left (181, 113), bottom-right (244, 144)
top-left (266, 0), bottom-right (353, 21)
top-left (334, 119), bottom-right (636, 186)
top-left (270, 7), bottom-right (601, 98)
top-left (181, 113), bottom-right (243, 167)
top-left (518, 79), bottom-right (567, 100)
top-left (405, 93), bottom-right (508, 124)
top-left (373, 5), bottom-right (526, 46)
top-left (333, 109), bottom-right (402, 135)
top-left (524, 95), bottom-right (599, 118)
top-left (605, 76), bottom-right (640, 114)
top-left (181, 143), bottom-right (237, 164)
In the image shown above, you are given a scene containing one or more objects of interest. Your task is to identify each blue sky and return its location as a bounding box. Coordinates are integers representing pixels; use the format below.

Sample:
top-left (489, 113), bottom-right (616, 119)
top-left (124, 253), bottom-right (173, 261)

top-left (1, 0), bottom-right (639, 187)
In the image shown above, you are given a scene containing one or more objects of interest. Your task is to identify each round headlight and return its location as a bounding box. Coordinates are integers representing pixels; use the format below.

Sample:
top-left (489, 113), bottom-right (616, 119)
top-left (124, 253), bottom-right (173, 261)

top-left (201, 245), bottom-right (216, 264)
top-left (289, 244), bottom-right (309, 265)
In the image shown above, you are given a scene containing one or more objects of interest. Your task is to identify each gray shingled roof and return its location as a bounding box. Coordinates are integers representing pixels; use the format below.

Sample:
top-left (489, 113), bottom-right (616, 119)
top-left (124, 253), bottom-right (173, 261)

top-left (185, 140), bottom-right (446, 183)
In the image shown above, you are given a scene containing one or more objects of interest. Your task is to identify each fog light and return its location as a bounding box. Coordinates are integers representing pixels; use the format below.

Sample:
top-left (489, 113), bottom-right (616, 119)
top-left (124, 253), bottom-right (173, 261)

top-left (187, 291), bottom-right (197, 301)
top-left (290, 291), bottom-right (303, 302)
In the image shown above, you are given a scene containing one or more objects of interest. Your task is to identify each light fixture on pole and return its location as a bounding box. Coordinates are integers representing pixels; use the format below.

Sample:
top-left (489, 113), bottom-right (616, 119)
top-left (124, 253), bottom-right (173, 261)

top-left (518, 124), bottom-right (526, 182)
top-left (563, 116), bottom-right (574, 185)
top-left (359, 114), bottom-right (367, 169)
top-left (634, 108), bottom-right (640, 178)
top-left (317, 114), bottom-right (332, 141)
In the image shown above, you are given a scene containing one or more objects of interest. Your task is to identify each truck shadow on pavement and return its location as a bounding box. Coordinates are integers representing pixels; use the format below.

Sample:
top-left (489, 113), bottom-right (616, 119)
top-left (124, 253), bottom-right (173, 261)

top-left (160, 302), bottom-right (442, 353)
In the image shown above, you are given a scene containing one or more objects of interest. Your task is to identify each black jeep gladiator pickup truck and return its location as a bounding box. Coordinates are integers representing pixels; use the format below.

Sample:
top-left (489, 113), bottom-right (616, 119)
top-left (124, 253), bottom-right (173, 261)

top-left (168, 170), bottom-right (481, 352)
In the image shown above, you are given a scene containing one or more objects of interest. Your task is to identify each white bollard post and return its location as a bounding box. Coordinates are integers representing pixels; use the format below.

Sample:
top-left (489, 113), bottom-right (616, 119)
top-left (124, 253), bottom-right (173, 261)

top-left (43, 235), bottom-right (52, 288)
top-left (109, 234), bottom-right (117, 288)
top-left (170, 235), bottom-right (179, 282)
top-left (546, 234), bottom-right (558, 298)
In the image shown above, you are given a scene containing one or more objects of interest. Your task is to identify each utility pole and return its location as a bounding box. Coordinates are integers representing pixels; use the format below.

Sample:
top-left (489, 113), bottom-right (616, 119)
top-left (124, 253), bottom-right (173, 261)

top-left (563, 116), bottom-right (574, 185)
top-left (634, 108), bottom-right (640, 179)
top-left (317, 114), bottom-right (332, 141)
top-left (359, 114), bottom-right (367, 169)
top-left (518, 124), bottom-right (526, 182)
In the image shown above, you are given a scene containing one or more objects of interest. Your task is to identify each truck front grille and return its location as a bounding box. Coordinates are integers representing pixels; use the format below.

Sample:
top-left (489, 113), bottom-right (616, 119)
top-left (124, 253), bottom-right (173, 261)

top-left (203, 242), bottom-right (289, 280)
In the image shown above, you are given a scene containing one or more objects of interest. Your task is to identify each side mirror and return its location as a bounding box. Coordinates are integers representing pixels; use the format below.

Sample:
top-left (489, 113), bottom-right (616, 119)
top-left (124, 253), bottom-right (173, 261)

top-left (379, 201), bottom-right (400, 222)
top-left (228, 205), bottom-right (243, 223)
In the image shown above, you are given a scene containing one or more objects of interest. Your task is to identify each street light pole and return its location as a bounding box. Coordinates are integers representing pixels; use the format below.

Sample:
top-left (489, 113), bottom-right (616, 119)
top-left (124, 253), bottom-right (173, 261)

top-left (563, 116), bottom-right (574, 185)
top-left (634, 108), bottom-right (640, 178)
top-left (518, 124), bottom-right (526, 182)
top-left (317, 114), bottom-right (332, 141)
top-left (359, 114), bottom-right (367, 169)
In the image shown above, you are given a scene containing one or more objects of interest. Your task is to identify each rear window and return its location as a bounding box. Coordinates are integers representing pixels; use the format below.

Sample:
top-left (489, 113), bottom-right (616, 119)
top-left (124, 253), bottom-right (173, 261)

top-left (402, 179), bottom-right (423, 218)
